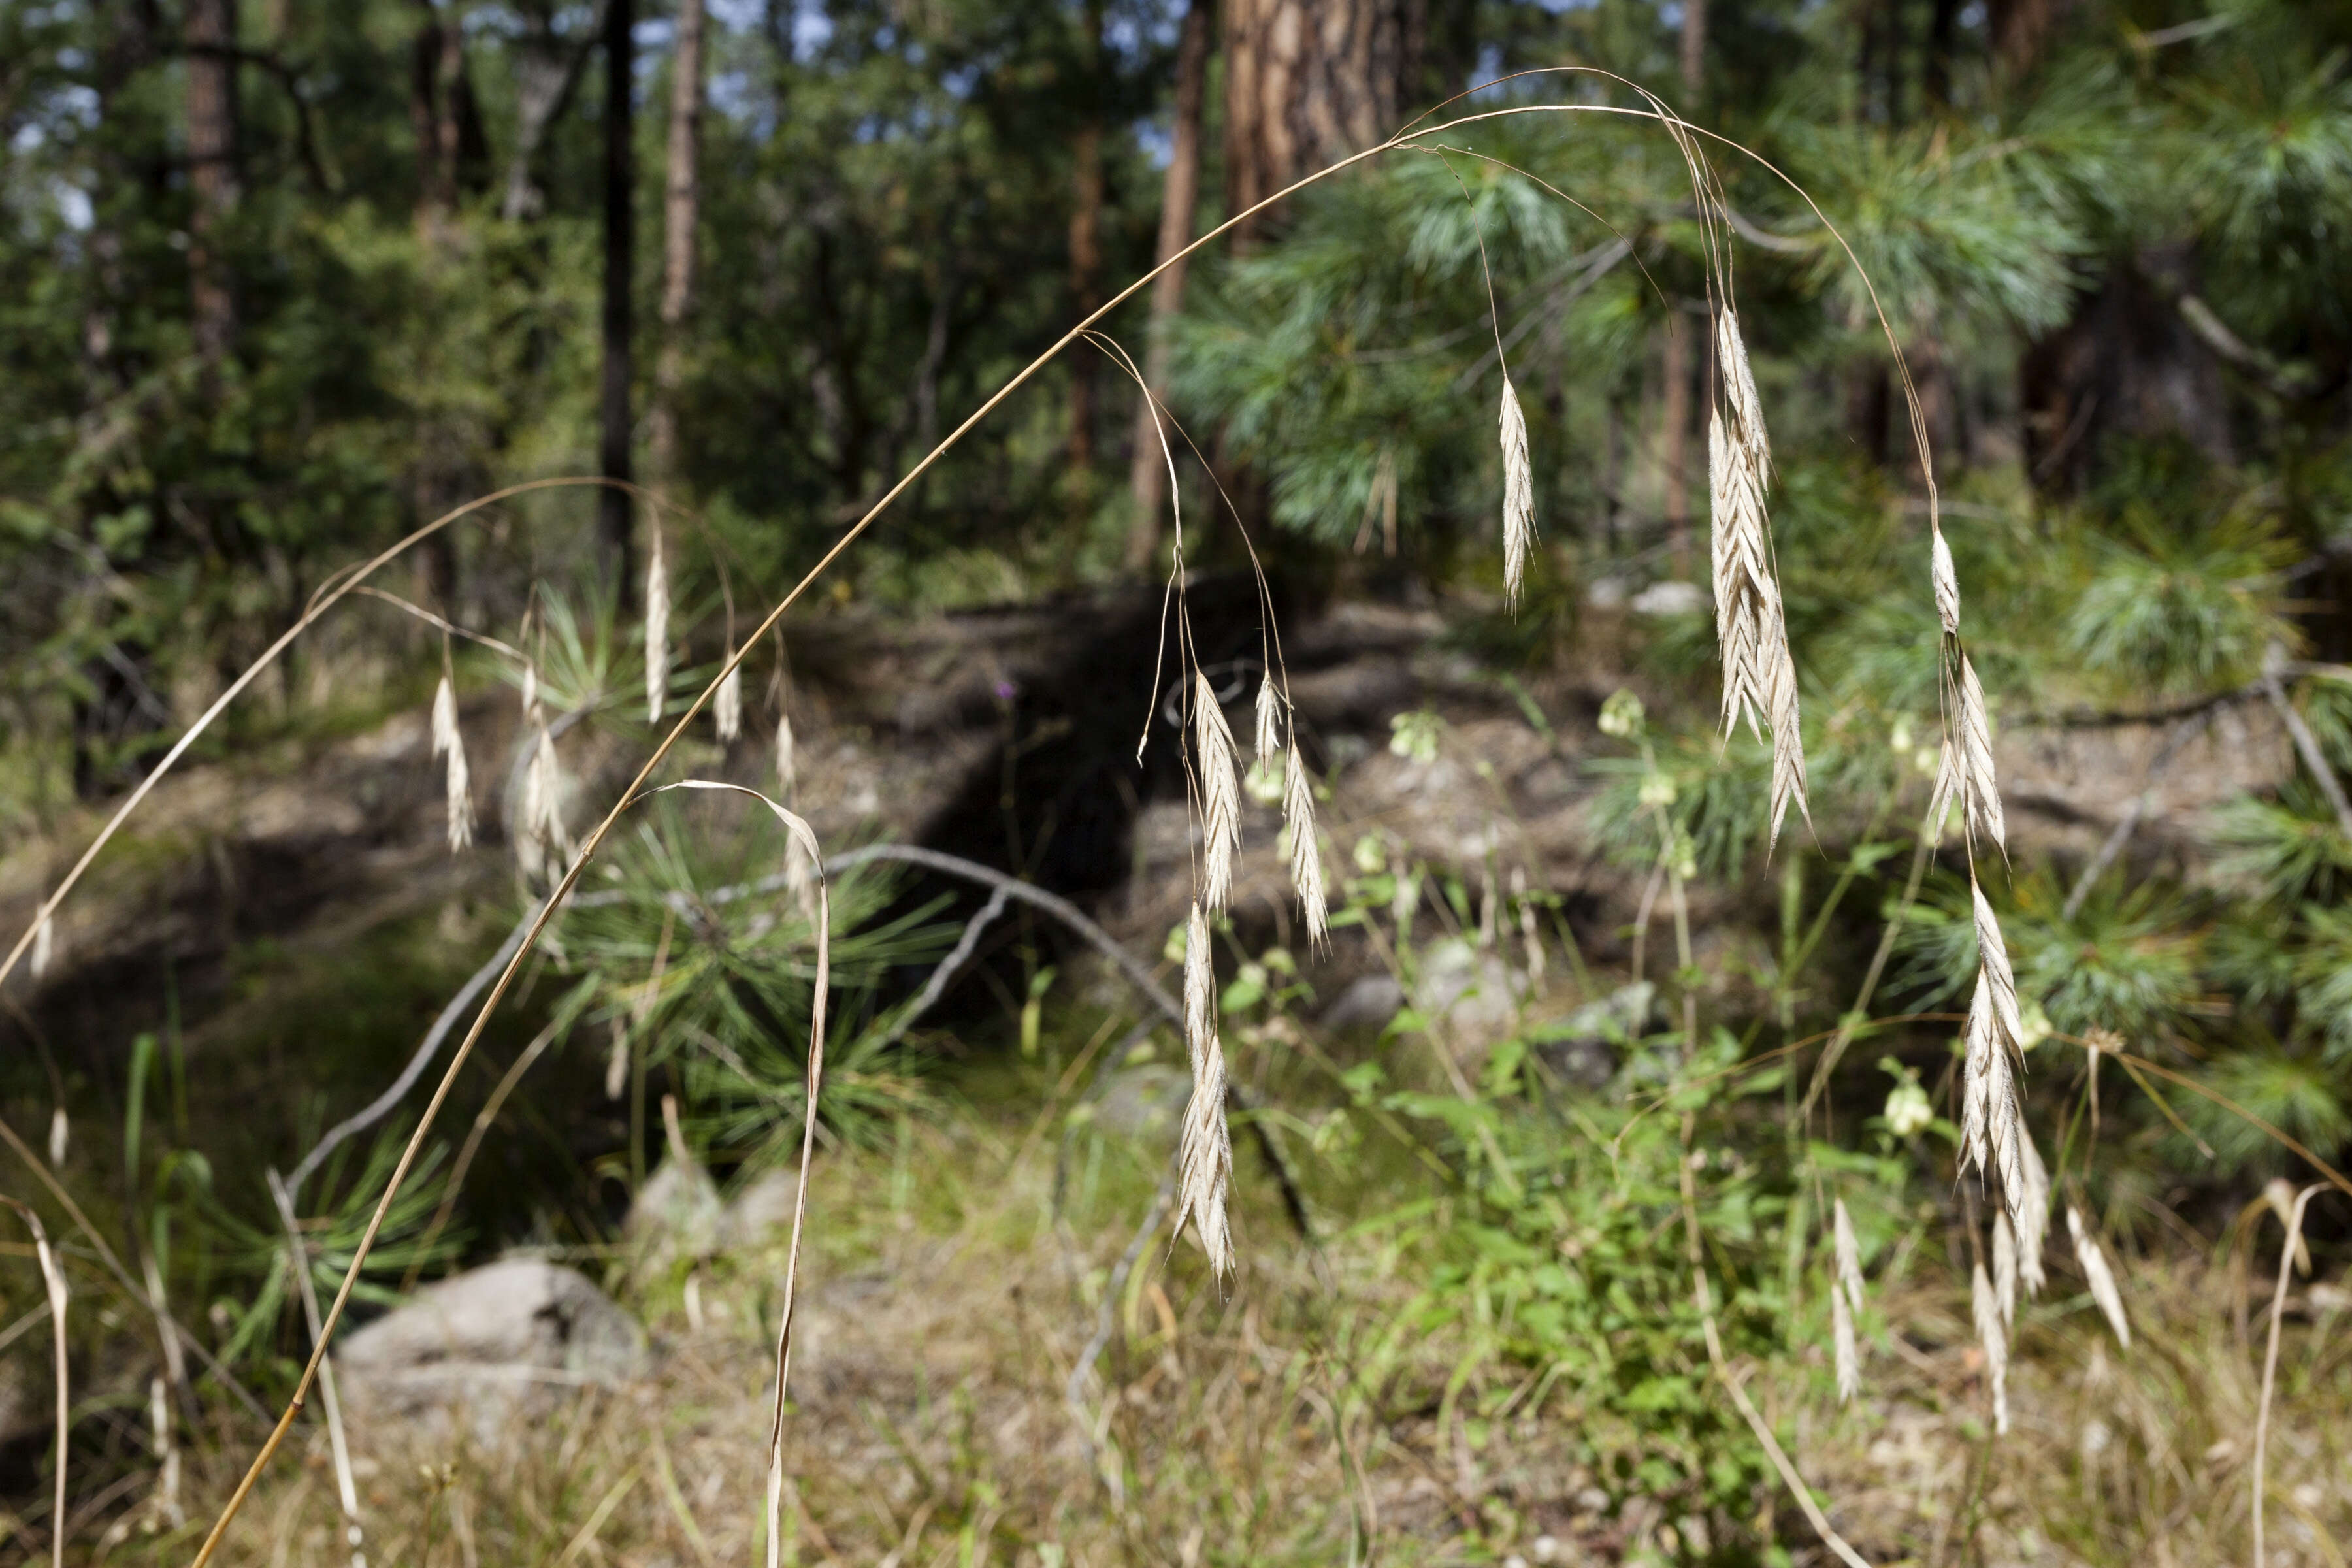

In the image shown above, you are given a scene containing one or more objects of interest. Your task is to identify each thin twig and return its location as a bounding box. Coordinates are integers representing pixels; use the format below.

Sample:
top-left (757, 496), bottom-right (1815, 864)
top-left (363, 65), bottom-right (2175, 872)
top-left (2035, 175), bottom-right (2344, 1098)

top-left (2262, 667), bottom-right (2352, 838)
top-left (2063, 712), bottom-right (2208, 919)
top-left (265, 1171), bottom-right (365, 1568)
top-left (2254, 1184), bottom-right (2323, 1568)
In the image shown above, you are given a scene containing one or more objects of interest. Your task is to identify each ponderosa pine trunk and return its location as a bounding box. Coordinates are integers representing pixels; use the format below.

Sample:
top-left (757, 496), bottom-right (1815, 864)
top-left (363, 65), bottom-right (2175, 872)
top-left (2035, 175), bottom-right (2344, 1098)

top-left (649, 0), bottom-right (706, 493)
top-left (1067, 0), bottom-right (1105, 482)
top-left (1222, 0), bottom-right (1422, 247)
top-left (600, 0), bottom-right (637, 604)
top-left (184, 0), bottom-right (240, 379)
top-left (1122, 0), bottom-right (1213, 574)
top-left (1658, 0), bottom-right (1704, 579)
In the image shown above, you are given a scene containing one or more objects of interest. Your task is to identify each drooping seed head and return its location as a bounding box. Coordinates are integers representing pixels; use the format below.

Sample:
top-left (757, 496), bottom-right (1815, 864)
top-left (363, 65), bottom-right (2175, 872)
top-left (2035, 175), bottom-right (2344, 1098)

top-left (715, 661), bottom-right (743, 743)
top-left (29, 911), bottom-right (54, 980)
top-left (1283, 745), bottom-right (1328, 949)
top-left (1177, 902), bottom-right (1233, 1277)
top-left (2068, 1205), bottom-right (2131, 1348)
top-left (776, 712), bottom-right (798, 801)
top-left (1932, 527), bottom-right (1961, 636)
top-left (1832, 1282), bottom-right (1860, 1406)
top-left (1499, 376), bottom-right (1535, 613)
top-left (645, 528), bottom-right (670, 724)
top-left (47, 1106), bottom-right (67, 1167)
top-left (2017, 1132), bottom-right (2050, 1298)
top-left (1993, 1211), bottom-right (2019, 1326)
top-left (1972, 1259), bottom-right (2010, 1435)
top-left (1254, 676), bottom-right (1282, 763)
top-left (1956, 655), bottom-right (2007, 855)
top-left (1194, 672), bottom-right (1243, 910)
top-left (1833, 1198), bottom-right (1865, 1314)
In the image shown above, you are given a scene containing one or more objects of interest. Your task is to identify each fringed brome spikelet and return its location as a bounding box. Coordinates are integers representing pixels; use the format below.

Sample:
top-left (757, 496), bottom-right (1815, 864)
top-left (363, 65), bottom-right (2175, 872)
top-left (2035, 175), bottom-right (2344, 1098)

top-left (2017, 1132), bottom-right (2051, 1298)
top-left (2067, 1205), bottom-right (2131, 1348)
top-left (1254, 675), bottom-right (1282, 762)
top-left (1716, 308), bottom-right (1770, 476)
top-left (46, 1106), bottom-right (67, 1166)
top-left (1177, 902), bottom-right (1233, 1277)
top-left (775, 711), bottom-right (797, 801)
top-left (1832, 1282), bottom-right (1859, 1405)
top-left (715, 659), bottom-right (743, 742)
top-left (1972, 1260), bottom-right (2010, 1435)
top-left (645, 526), bottom-right (670, 724)
top-left (521, 721), bottom-right (570, 883)
top-left (1282, 744), bottom-right (1327, 948)
top-left (430, 674), bottom-right (475, 853)
top-left (1194, 672), bottom-right (1242, 909)
top-left (1931, 526), bottom-right (1961, 636)
top-left (1512, 866), bottom-right (1545, 988)
top-left (1955, 655), bottom-right (2006, 855)
top-left (29, 910), bottom-right (54, 980)
top-left (1834, 1198), bottom-right (1865, 1315)
top-left (1499, 376), bottom-right (1535, 612)
top-left (1706, 312), bottom-right (1808, 849)
top-left (1959, 882), bottom-right (2028, 1211)
top-left (1994, 1211), bottom-right (2019, 1326)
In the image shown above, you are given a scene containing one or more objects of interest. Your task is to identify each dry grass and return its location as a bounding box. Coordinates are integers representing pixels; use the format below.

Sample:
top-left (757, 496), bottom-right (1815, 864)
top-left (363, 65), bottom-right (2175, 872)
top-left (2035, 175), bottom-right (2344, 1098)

top-left (113, 1113), bottom-right (2351, 1568)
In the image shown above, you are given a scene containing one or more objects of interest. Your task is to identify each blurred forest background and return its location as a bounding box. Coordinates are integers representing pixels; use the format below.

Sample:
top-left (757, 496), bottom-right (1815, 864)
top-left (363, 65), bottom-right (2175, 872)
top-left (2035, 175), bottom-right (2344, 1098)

top-left (5, 0), bottom-right (2352, 1563)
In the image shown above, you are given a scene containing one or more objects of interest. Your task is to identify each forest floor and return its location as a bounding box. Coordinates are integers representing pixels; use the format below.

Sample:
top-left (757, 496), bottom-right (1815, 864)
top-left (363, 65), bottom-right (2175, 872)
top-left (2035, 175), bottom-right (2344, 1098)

top-left (112, 1086), bottom-right (2352, 1568)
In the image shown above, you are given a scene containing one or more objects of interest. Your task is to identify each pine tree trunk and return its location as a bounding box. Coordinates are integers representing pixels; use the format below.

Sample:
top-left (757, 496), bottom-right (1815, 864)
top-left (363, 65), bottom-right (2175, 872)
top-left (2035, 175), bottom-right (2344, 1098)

top-left (1222, 0), bottom-right (1421, 246)
top-left (1659, 0), bottom-right (1705, 580)
top-left (649, 0), bottom-right (706, 493)
top-left (183, 0), bottom-right (240, 377)
top-left (1067, 0), bottom-right (1105, 482)
top-left (600, 0), bottom-right (638, 604)
top-left (1122, 0), bottom-right (1213, 574)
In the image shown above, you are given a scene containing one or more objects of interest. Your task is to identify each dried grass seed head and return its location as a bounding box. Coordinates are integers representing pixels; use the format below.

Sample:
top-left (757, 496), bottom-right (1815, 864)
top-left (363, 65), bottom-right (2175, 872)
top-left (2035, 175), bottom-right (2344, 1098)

top-left (645, 527), bottom-right (670, 723)
top-left (2017, 1130), bottom-right (2051, 1298)
top-left (1254, 675), bottom-right (1282, 763)
top-left (1194, 672), bottom-right (1243, 910)
top-left (1993, 1211), bottom-right (2019, 1326)
top-left (1832, 1282), bottom-right (1860, 1405)
top-left (2068, 1204), bottom-right (2131, 1348)
top-left (432, 673), bottom-right (474, 852)
top-left (1972, 1258), bottom-right (2010, 1435)
top-left (1956, 655), bottom-right (2007, 855)
top-left (47, 1106), bottom-right (67, 1166)
top-left (1959, 965), bottom-right (2026, 1215)
top-left (775, 711), bottom-right (798, 800)
top-left (29, 910), bottom-right (54, 980)
top-left (715, 660), bottom-right (743, 743)
top-left (1833, 1198), bottom-right (1865, 1314)
top-left (1499, 376), bottom-right (1535, 612)
top-left (1932, 527), bottom-right (1961, 636)
top-left (1282, 744), bottom-right (1328, 948)
top-left (1177, 902), bottom-right (1233, 1277)
top-left (1715, 308), bottom-right (1770, 475)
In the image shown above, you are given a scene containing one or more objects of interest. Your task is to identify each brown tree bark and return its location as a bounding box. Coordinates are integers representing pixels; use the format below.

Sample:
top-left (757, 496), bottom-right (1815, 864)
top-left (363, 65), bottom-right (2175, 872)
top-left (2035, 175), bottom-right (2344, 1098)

top-left (648, 0), bottom-right (706, 493)
top-left (1659, 0), bottom-right (1704, 580)
top-left (183, 0), bottom-right (241, 377)
top-left (1222, 0), bottom-right (1422, 247)
top-left (1122, 0), bottom-right (1213, 574)
top-left (1067, 0), bottom-right (1105, 480)
top-left (600, 0), bottom-right (637, 604)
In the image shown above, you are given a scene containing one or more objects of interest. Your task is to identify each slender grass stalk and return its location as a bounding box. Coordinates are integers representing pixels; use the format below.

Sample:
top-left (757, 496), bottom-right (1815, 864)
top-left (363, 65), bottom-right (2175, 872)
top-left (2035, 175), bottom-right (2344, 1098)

top-left (1, 1198), bottom-right (69, 1568)
top-left (2253, 1184), bottom-right (2321, 1568)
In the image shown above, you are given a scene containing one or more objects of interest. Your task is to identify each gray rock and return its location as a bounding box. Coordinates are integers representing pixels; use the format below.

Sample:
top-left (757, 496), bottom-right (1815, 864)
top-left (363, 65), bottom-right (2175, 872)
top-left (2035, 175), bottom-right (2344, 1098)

top-left (717, 1166), bottom-right (803, 1251)
top-left (1630, 580), bottom-right (1709, 618)
top-left (1090, 1062), bottom-right (1190, 1141)
top-left (1414, 938), bottom-right (1527, 1049)
top-left (336, 1258), bottom-right (646, 1438)
top-left (1531, 983), bottom-right (1656, 1091)
top-left (624, 1155), bottom-right (723, 1275)
top-left (1320, 973), bottom-right (1406, 1032)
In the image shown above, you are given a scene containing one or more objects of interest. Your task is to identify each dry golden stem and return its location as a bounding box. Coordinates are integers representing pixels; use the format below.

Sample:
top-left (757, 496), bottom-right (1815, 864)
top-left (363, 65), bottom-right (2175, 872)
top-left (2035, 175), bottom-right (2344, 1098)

top-left (2253, 1183), bottom-right (2321, 1568)
top-left (1, 1197), bottom-right (69, 1568)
